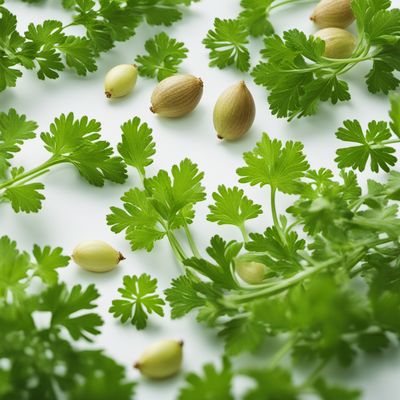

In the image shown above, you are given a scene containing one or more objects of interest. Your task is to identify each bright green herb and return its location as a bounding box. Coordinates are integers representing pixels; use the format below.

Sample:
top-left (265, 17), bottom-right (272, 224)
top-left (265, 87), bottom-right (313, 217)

top-left (0, 0), bottom-right (198, 91)
top-left (252, 0), bottom-right (400, 119)
top-left (0, 109), bottom-right (126, 213)
top-left (109, 274), bottom-right (165, 330)
top-left (135, 32), bottom-right (188, 81)
top-left (0, 236), bottom-right (135, 399)
top-left (109, 96), bottom-right (400, 396)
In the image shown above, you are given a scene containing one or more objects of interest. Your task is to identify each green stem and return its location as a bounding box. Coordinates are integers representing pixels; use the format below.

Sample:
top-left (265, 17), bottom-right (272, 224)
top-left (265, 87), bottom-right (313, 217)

top-left (269, 336), bottom-right (298, 368)
top-left (299, 358), bottom-right (329, 389)
top-left (270, 0), bottom-right (317, 11)
top-left (239, 224), bottom-right (249, 243)
top-left (0, 157), bottom-right (63, 191)
top-left (183, 222), bottom-right (201, 258)
top-left (270, 187), bottom-right (286, 245)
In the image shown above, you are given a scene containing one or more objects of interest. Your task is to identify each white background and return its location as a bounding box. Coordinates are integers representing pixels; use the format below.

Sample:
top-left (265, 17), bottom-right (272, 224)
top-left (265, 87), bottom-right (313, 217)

top-left (2, 0), bottom-right (400, 398)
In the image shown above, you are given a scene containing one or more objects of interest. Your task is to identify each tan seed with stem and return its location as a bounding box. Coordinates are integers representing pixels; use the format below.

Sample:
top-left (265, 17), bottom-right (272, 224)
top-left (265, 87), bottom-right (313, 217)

top-left (315, 27), bottom-right (357, 59)
top-left (310, 0), bottom-right (355, 29)
top-left (213, 81), bottom-right (256, 141)
top-left (150, 74), bottom-right (203, 117)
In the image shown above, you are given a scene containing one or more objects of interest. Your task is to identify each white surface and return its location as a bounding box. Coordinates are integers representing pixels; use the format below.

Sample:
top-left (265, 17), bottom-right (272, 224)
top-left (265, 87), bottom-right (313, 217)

top-left (2, 0), bottom-right (400, 399)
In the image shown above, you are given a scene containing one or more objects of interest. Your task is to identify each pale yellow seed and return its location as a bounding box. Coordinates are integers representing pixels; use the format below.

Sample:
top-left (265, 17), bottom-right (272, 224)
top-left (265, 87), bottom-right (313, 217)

top-left (104, 64), bottom-right (138, 99)
top-left (213, 81), bottom-right (255, 141)
top-left (310, 0), bottom-right (355, 29)
top-left (315, 28), bottom-right (356, 59)
top-left (150, 74), bottom-right (203, 118)
top-left (72, 240), bottom-right (124, 273)
top-left (134, 339), bottom-right (183, 379)
top-left (235, 261), bottom-right (266, 285)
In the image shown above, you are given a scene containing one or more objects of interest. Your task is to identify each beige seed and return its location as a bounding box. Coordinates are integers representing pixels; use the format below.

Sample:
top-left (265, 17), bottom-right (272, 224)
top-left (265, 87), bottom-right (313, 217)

top-left (315, 28), bottom-right (356, 59)
top-left (150, 74), bottom-right (203, 117)
top-left (134, 339), bottom-right (183, 379)
top-left (310, 0), bottom-right (355, 29)
top-left (72, 240), bottom-right (124, 273)
top-left (235, 260), bottom-right (266, 284)
top-left (104, 64), bottom-right (138, 99)
top-left (213, 81), bottom-right (255, 141)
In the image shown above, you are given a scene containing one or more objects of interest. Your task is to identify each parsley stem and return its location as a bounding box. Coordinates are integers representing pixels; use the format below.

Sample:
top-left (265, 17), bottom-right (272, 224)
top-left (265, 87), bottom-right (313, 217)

top-left (0, 157), bottom-right (63, 191)
top-left (269, 336), bottom-right (299, 368)
top-left (270, 0), bottom-right (317, 11)
top-left (183, 222), bottom-right (201, 258)
top-left (270, 187), bottom-right (287, 246)
top-left (239, 224), bottom-right (249, 243)
top-left (299, 358), bottom-right (329, 389)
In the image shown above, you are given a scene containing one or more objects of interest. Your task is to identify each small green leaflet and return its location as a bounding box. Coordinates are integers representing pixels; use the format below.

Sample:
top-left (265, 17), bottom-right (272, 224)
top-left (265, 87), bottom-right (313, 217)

top-left (239, 0), bottom-right (274, 37)
top-left (118, 117), bottom-right (155, 176)
top-left (178, 358), bottom-right (234, 400)
top-left (109, 274), bottom-right (165, 330)
top-left (4, 183), bottom-right (45, 213)
top-left (207, 185), bottom-right (262, 228)
top-left (135, 32), bottom-right (188, 81)
top-left (237, 133), bottom-right (309, 194)
top-left (203, 18), bottom-right (250, 71)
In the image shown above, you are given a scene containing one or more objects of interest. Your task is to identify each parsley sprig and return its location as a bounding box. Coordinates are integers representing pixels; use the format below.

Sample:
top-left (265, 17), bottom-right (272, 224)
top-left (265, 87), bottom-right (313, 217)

top-left (0, 0), bottom-right (198, 91)
top-left (0, 236), bottom-right (135, 399)
top-left (109, 96), bottom-right (400, 397)
top-left (0, 109), bottom-right (126, 213)
top-left (252, 0), bottom-right (400, 119)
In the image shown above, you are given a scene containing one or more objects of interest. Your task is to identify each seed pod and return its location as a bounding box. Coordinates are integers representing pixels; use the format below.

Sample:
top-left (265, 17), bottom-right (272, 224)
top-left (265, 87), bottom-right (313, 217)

top-left (150, 74), bottom-right (203, 117)
top-left (310, 0), bottom-right (355, 28)
top-left (72, 240), bottom-right (124, 273)
top-left (134, 339), bottom-right (183, 379)
top-left (315, 28), bottom-right (356, 59)
top-left (235, 260), bottom-right (266, 284)
top-left (213, 81), bottom-right (255, 141)
top-left (104, 64), bottom-right (138, 99)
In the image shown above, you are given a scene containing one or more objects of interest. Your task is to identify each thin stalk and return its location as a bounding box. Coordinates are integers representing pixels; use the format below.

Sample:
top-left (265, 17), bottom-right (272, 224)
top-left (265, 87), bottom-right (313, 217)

top-left (270, 187), bottom-right (286, 245)
top-left (183, 222), bottom-right (201, 258)
top-left (299, 358), bottom-right (329, 389)
top-left (239, 223), bottom-right (249, 243)
top-left (269, 336), bottom-right (299, 368)
top-left (0, 157), bottom-right (63, 191)
top-left (270, 0), bottom-right (317, 11)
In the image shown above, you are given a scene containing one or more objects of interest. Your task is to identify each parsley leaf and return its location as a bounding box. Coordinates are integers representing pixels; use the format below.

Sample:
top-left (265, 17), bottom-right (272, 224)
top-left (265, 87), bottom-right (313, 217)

top-left (118, 117), bottom-right (155, 176)
top-left (135, 32), bottom-right (188, 81)
top-left (178, 357), bottom-right (234, 400)
top-left (239, 0), bottom-right (274, 37)
top-left (237, 133), bottom-right (309, 194)
top-left (4, 182), bottom-right (45, 213)
top-left (203, 18), bottom-right (250, 71)
top-left (109, 274), bottom-right (165, 330)
top-left (335, 120), bottom-right (397, 172)
top-left (207, 185), bottom-right (262, 228)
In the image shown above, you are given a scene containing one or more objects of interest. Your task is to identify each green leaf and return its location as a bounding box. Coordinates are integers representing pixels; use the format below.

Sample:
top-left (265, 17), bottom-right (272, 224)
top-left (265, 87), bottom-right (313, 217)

top-left (0, 236), bottom-right (31, 299)
top-left (184, 236), bottom-right (241, 290)
top-left (314, 378), bottom-right (361, 400)
top-left (203, 18), bottom-right (250, 71)
top-left (389, 92), bottom-right (400, 138)
top-left (164, 273), bottom-right (207, 319)
top-left (207, 185), bottom-right (262, 228)
top-left (4, 182), bottom-right (45, 213)
top-left (32, 244), bottom-right (70, 285)
top-left (239, 0), bottom-right (274, 37)
top-left (135, 32), bottom-right (188, 81)
top-left (39, 283), bottom-right (103, 341)
top-left (178, 358), bottom-right (234, 400)
top-left (237, 133), bottom-right (309, 194)
top-left (335, 120), bottom-right (397, 172)
top-left (0, 108), bottom-right (37, 162)
top-left (109, 274), bottom-right (165, 330)
top-left (118, 117), bottom-right (155, 175)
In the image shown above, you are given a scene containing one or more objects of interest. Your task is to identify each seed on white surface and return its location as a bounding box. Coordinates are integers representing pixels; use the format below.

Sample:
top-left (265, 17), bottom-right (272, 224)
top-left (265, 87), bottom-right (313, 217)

top-left (104, 64), bottom-right (138, 99)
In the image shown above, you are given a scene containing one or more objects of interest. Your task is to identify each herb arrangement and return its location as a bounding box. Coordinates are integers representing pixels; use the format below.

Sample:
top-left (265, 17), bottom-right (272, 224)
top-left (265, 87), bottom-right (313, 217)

top-left (0, 0), bottom-right (198, 91)
top-left (2, 0), bottom-right (400, 398)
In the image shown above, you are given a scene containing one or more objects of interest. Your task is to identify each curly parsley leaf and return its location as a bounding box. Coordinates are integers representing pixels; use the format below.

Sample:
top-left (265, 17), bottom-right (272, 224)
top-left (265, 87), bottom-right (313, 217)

top-left (237, 133), bottom-right (309, 194)
top-left (203, 18), bottom-right (250, 71)
top-left (135, 32), bottom-right (188, 81)
top-left (109, 274), bottom-right (165, 330)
